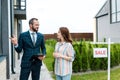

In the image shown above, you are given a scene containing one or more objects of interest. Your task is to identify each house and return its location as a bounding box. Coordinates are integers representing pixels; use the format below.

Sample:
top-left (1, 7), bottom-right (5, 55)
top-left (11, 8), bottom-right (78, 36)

top-left (0, 0), bottom-right (26, 79)
top-left (95, 0), bottom-right (120, 42)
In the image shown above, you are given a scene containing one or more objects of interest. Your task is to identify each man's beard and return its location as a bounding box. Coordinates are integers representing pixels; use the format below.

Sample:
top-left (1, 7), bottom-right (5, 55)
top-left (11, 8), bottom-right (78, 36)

top-left (32, 26), bottom-right (38, 32)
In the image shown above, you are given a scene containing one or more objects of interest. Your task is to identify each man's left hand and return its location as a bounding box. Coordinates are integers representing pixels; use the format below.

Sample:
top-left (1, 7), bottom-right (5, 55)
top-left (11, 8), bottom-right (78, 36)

top-left (38, 56), bottom-right (45, 60)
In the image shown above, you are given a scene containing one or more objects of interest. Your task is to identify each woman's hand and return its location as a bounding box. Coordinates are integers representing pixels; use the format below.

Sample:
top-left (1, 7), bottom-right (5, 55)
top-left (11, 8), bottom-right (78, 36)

top-left (53, 52), bottom-right (72, 61)
top-left (53, 52), bottom-right (62, 58)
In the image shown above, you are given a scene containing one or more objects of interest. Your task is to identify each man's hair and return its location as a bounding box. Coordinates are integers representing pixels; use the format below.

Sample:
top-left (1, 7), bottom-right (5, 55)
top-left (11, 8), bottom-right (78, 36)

top-left (29, 18), bottom-right (38, 25)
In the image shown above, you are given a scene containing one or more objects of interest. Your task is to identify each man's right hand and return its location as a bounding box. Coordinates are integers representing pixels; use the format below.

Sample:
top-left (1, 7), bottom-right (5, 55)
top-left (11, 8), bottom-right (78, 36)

top-left (9, 35), bottom-right (18, 46)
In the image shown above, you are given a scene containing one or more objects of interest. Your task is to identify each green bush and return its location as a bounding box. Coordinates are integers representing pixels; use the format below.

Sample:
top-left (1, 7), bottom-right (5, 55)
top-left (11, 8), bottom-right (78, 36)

top-left (72, 43), bottom-right (81, 72)
top-left (45, 39), bottom-right (120, 73)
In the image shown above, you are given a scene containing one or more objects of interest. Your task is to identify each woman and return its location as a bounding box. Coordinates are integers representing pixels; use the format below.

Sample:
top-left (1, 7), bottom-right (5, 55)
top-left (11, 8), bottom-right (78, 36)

top-left (53, 27), bottom-right (75, 80)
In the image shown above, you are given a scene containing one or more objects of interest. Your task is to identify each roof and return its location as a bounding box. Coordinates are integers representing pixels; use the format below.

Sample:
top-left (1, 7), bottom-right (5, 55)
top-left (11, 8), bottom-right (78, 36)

top-left (95, 1), bottom-right (108, 18)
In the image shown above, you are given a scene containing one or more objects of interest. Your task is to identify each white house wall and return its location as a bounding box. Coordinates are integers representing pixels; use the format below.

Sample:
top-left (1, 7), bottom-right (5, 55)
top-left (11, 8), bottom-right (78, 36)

top-left (14, 18), bottom-right (19, 62)
top-left (97, 15), bottom-right (109, 41)
top-left (97, 15), bottom-right (120, 42)
top-left (109, 22), bottom-right (120, 42)
top-left (14, 18), bottom-right (18, 37)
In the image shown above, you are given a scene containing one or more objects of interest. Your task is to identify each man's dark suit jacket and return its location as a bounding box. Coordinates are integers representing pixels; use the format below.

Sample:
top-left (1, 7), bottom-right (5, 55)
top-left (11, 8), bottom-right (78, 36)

top-left (15, 31), bottom-right (46, 68)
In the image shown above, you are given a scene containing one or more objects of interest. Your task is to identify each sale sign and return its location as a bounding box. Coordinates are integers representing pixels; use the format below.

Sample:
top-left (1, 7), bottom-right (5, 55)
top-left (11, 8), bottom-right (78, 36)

top-left (93, 48), bottom-right (107, 58)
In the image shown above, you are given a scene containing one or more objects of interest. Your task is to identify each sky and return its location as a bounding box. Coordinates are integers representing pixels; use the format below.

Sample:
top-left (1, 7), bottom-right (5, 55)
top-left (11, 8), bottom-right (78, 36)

top-left (22, 0), bottom-right (107, 34)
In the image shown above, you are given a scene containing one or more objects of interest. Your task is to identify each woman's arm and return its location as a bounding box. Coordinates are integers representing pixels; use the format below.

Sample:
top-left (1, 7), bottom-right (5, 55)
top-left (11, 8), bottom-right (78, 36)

top-left (61, 55), bottom-right (72, 61)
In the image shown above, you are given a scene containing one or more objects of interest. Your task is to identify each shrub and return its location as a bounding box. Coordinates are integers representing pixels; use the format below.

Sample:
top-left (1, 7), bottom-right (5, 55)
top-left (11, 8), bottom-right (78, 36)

top-left (45, 39), bottom-right (120, 72)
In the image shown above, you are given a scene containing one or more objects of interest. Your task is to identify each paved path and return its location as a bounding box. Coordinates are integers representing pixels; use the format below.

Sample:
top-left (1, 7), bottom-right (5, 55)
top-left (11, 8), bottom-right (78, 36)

top-left (40, 63), bottom-right (54, 80)
top-left (9, 59), bottom-right (54, 80)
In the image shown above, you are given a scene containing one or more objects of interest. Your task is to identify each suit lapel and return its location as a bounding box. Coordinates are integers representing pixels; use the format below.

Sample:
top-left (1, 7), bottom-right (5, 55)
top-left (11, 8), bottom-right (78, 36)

top-left (27, 31), bottom-right (34, 47)
top-left (35, 33), bottom-right (40, 46)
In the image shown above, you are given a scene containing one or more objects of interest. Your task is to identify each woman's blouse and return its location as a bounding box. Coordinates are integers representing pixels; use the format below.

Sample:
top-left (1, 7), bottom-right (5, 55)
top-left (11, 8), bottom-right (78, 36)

top-left (54, 42), bottom-right (75, 76)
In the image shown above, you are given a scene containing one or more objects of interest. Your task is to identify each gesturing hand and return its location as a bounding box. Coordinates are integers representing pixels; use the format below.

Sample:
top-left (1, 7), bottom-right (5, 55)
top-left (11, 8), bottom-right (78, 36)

top-left (9, 35), bottom-right (18, 46)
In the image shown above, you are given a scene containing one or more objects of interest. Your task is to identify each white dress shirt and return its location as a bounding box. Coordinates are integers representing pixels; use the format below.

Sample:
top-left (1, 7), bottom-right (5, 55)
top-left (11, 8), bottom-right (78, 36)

top-left (29, 30), bottom-right (37, 43)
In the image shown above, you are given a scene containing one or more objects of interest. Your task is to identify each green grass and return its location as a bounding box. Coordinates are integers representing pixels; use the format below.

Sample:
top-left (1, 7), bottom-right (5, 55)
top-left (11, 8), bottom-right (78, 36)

top-left (71, 67), bottom-right (120, 80)
top-left (43, 45), bottom-right (120, 80)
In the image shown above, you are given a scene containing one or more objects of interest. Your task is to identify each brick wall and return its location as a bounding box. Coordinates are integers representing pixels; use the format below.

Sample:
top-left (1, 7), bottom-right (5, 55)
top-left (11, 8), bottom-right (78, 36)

top-left (0, 56), bottom-right (6, 80)
top-left (44, 33), bottom-right (93, 41)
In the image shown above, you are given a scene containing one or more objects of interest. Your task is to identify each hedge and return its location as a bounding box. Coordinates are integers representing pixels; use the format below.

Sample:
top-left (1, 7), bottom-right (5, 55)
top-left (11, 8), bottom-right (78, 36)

top-left (45, 39), bottom-right (120, 72)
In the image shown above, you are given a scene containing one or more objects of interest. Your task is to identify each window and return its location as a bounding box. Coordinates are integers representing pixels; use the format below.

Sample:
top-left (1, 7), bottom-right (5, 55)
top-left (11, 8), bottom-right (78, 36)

top-left (21, 0), bottom-right (26, 10)
top-left (111, 0), bottom-right (120, 23)
top-left (14, 0), bottom-right (26, 10)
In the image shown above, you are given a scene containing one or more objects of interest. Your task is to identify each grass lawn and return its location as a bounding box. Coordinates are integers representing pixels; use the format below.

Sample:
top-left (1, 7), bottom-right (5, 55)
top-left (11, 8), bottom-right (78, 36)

top-left (71, 67), bottom-right (120, 80)
top-left (43, 45), bottom-right (120, 80)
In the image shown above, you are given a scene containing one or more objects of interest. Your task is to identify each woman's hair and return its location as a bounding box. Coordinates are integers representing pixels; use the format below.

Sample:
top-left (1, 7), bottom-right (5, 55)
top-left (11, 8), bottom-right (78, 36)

top-left (59, 27), bottom-right (73, 44)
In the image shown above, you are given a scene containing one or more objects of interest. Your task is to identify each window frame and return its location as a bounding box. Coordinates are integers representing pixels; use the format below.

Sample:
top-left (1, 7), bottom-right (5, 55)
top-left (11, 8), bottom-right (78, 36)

top-left (110, 0), bottom-right (120, 23)
top-left (14, 0), bottom-right (26, 10)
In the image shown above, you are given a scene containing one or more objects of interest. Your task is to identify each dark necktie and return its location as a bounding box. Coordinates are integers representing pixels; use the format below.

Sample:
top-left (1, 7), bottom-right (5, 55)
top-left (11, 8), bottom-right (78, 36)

top-left (31, 33), bottom-right (35, 46)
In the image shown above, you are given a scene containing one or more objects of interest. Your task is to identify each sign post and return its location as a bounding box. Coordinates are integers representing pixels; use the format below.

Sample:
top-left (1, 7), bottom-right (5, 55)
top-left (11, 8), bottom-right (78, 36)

top-left (92, 38), bottom-right (112, 80)
top-left (108, 38), bottom-right (110, 80)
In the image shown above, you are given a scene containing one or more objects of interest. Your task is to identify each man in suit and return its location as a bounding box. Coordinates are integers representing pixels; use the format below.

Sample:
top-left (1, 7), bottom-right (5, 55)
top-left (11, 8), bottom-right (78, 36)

top-left (10, 18), bottom-right (46, 80)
